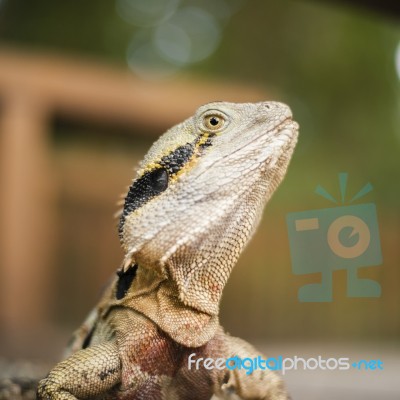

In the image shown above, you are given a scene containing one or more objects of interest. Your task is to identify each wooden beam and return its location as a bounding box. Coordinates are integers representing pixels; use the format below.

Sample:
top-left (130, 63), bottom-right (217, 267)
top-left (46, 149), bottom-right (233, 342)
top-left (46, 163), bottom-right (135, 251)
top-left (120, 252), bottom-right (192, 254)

top-left (0, 48), bottom-right (266, 132)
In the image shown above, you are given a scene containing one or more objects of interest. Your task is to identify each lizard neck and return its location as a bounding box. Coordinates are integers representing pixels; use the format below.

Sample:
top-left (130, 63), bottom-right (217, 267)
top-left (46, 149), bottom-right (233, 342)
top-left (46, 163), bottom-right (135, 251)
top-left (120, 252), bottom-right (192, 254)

top-left (99, 265), bottom-right (220, 347)
top-left (128, 279), bottom-right (220, 347)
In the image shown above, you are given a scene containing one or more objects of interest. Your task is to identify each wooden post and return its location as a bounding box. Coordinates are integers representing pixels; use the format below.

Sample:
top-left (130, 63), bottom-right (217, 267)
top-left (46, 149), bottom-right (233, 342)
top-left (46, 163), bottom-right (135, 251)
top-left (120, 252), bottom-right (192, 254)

top-left (0, 91), bottom-right (55, 340)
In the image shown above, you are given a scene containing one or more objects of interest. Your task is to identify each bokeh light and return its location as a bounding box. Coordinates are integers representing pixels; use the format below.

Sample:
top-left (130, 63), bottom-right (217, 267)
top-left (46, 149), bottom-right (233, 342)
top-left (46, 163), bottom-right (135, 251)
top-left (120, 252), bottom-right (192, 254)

top-left (155, 7), bottom-right (221, 65)
top-left (395, 41), bottom-right (400, 81)
top-left (116, 0), bottom-right (180, 27)
top-left (120, 0), bottom-right (244, 79)
top-left (127, 30), bottom-right (181, 79)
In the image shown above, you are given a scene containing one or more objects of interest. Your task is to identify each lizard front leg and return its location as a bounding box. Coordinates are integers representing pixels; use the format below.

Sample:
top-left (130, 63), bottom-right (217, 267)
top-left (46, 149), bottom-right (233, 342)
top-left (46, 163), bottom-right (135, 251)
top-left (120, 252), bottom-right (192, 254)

top-left (37, 342), bottom-right (121, 400)
top-left (214, 335), bottom-right (289, 400)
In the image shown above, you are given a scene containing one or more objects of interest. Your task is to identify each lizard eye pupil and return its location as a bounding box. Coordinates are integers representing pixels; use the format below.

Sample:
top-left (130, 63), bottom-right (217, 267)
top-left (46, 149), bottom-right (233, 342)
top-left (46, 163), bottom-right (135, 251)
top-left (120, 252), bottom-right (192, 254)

top-left (210, 117), bottom-right (219, 126)
top-left (204, 114), bottom-right (225, 130)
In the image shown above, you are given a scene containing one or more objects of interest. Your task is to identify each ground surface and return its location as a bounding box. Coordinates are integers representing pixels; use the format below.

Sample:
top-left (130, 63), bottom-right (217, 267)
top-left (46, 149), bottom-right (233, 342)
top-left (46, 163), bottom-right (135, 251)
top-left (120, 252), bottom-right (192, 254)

top-left (259, 342), bottom-right (400, 400)
top-left (1, 342), bottom-right (399, 399)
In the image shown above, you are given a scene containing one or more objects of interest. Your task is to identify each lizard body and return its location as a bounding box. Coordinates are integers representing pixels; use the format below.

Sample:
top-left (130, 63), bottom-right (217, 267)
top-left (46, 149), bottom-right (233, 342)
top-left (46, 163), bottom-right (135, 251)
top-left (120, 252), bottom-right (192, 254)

top-left (37, 101), bottom-right (298, 400)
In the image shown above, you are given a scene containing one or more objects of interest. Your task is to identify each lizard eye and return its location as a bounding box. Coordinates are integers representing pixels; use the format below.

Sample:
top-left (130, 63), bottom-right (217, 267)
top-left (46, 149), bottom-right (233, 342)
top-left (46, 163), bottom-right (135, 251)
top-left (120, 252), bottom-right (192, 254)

top-left (203, 114), bottom-right (225, 131)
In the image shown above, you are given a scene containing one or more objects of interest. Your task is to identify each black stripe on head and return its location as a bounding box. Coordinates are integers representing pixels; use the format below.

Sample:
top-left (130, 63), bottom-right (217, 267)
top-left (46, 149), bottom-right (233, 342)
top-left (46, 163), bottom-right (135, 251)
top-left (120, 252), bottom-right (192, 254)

top-left (159, 142), bottom-right (196, 174)
top-left (118, 142), bottom-right (196, 238)
top-left (118, 167), bottom-right (169, 237)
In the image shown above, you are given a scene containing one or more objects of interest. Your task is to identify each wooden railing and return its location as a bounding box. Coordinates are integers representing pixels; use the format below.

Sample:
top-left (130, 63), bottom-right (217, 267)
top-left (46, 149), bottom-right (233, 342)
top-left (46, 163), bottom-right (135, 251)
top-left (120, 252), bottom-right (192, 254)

top-left (0, 48), bottom-right (265, 352)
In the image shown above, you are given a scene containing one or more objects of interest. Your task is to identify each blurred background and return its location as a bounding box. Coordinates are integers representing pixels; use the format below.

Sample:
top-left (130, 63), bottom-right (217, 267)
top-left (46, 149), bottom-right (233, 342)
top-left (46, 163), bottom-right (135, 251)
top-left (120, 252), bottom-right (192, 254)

top-left (0, 0), bottom-right (399, 398)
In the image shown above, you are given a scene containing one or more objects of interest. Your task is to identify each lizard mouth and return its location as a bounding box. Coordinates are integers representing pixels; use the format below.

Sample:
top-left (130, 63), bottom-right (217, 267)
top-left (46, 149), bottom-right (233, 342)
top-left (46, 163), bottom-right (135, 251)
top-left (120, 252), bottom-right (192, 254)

top-left (191, 117), bottom-right (299, 181)
top-left (276, 118), bottom-right (299, 134)
top-left (265, 118), bottom-right (299, 165)
top-left (227, 117), bottom-right (299, 162)
top-left (263, 117), bottom-right (299, 142)
top-left (274, 118), bottom-right (299, 148)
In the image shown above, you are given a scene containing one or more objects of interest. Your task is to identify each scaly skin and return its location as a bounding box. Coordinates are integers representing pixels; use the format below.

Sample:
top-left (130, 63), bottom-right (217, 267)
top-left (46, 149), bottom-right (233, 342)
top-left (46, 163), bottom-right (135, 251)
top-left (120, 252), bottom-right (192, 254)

top-left (37, 101), bottom-right (299, 399)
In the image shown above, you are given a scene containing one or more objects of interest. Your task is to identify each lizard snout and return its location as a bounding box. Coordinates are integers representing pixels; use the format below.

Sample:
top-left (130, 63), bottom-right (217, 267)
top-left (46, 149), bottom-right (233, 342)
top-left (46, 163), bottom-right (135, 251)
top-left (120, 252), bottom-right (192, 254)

top-left (258, 101), bottom-right (293, 122)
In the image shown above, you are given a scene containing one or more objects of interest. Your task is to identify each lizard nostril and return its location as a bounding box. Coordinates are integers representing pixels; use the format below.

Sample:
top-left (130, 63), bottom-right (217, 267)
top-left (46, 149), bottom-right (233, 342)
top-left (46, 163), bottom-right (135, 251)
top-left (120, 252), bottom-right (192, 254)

top-left (261, 102), bottom-right (276, 111)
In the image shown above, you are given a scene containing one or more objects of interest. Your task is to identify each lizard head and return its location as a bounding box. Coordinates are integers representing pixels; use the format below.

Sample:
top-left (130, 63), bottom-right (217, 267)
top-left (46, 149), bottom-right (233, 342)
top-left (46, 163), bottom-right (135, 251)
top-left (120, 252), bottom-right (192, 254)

top-left (119, 101), bottom-right (298, 315)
